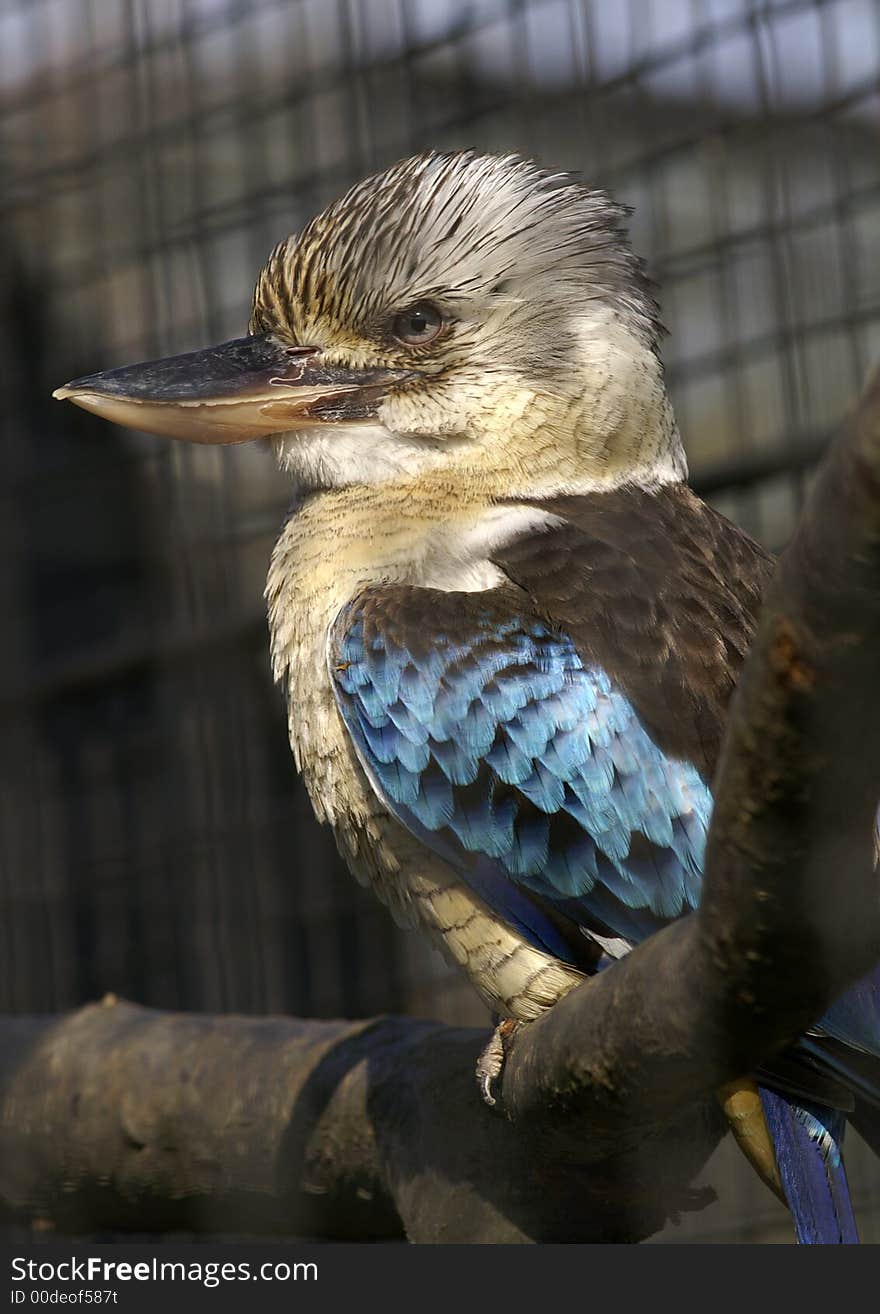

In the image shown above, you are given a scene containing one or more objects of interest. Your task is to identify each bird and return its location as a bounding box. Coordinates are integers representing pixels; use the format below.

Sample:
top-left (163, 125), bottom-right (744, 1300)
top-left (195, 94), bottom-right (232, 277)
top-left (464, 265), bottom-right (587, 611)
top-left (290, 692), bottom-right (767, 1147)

top-left (55, 149), bottom-right (880, 1244)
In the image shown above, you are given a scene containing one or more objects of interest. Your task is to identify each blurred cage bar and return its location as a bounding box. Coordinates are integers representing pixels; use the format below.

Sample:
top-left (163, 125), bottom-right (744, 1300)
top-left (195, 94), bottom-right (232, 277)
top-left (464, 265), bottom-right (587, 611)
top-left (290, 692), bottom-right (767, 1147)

top-left (1, 0), bottom-right (879, 1241)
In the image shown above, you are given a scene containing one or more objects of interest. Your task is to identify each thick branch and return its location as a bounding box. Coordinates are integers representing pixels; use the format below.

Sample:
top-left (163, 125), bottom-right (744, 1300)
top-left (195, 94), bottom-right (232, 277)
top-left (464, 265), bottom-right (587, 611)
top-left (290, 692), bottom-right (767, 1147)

top-left (0, 999), bottom-right (722, 1243)
top-left (2, 372), bottom-right (880, 1242)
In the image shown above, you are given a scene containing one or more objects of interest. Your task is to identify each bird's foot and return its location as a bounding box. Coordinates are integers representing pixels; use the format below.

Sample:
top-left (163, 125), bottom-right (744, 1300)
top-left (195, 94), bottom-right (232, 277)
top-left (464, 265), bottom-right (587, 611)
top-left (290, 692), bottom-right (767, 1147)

top-left (476, 1017), bottom-right (522, 1109)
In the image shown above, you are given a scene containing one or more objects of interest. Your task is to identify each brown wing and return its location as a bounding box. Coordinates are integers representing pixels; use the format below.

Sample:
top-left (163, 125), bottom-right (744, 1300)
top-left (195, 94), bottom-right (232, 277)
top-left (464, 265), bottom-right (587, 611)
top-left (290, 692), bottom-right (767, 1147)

top-left (493, 483), bottom-right (774, 780)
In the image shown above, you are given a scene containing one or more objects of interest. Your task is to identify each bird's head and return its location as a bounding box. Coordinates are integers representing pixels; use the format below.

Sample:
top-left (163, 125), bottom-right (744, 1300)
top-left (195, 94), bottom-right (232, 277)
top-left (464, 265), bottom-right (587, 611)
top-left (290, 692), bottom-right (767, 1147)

top-left (55, 151), bottom-right (685, 495)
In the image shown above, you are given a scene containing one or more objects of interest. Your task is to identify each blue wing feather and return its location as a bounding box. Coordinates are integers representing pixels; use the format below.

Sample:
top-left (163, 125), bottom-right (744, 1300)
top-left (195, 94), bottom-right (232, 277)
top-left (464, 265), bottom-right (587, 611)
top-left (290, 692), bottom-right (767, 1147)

top-left (818, 962), bottom-right (880, 1061)
top-left (332, 599), bottom-right (712, 944)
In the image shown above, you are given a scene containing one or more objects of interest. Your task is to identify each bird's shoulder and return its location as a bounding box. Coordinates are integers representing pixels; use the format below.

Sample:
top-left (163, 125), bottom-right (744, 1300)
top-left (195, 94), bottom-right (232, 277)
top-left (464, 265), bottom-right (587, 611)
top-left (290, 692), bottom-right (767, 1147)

top-left (492, 481), bottom-right (775, 777)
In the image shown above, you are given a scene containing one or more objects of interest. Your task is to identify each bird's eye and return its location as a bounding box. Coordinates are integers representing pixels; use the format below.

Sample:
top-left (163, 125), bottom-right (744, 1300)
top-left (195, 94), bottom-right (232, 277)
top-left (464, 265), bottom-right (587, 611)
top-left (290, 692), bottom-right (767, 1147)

top-left (391, 302), bottom-right (444, 347)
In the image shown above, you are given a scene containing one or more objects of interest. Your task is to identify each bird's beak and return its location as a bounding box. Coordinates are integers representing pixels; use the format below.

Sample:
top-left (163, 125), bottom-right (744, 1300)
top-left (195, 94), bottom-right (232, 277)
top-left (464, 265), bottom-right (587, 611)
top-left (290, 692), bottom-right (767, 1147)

top-left (53, 333), bottom-right (414, 445)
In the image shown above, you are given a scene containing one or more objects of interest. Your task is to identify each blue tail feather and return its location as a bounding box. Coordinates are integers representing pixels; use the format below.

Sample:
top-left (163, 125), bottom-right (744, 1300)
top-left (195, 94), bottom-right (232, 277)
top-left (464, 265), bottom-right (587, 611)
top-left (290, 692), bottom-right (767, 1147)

top-left (759, 1088), bottom-right (858, 1244)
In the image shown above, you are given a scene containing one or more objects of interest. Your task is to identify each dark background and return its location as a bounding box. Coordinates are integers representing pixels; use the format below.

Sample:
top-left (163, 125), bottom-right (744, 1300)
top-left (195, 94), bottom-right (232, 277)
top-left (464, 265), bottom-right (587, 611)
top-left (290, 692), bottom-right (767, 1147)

top-left (2, 0), bottom-right (879, 1241)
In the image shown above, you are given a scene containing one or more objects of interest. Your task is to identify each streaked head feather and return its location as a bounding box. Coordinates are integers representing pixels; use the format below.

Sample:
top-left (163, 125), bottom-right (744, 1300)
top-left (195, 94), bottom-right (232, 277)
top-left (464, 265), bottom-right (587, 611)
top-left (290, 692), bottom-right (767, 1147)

top-left (252, 150), bottom-right (661, 364)
top-left (251, 150), bottom-right (684, 493)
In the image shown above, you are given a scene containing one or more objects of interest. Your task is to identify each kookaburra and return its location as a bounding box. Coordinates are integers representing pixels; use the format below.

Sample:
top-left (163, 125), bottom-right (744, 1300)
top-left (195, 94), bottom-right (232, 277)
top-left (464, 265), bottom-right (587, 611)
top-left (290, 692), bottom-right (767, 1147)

top-left (56, 150), bottom-right (879, 1244)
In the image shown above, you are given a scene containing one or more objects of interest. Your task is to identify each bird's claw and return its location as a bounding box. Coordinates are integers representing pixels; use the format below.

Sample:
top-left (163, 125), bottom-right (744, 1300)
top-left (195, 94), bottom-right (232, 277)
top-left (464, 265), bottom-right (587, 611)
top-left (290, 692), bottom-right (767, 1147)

top-left (475, 1018), bottom-right (521, 1110)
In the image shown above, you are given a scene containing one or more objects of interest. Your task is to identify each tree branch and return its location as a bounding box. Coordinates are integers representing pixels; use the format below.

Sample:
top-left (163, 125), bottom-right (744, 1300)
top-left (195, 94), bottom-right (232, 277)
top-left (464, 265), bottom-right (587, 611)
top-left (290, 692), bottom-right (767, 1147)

top-left (2, 371), bottom-right (879, 1243)
top-left (0, 999), bottom-right (723, 1242)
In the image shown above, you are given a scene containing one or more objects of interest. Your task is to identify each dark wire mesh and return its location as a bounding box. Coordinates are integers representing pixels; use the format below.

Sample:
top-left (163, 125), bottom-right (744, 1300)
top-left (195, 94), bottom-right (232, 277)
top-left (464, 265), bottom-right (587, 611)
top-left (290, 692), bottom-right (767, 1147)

top-left (1, 0), bottom-right (879, 1241)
